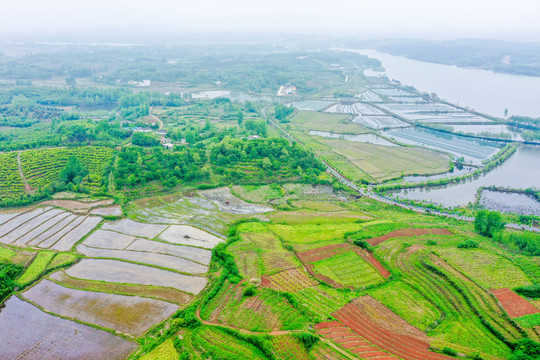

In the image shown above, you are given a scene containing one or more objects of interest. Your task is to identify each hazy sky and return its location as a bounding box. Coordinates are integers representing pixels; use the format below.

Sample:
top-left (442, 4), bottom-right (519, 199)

top-left (2, 0), bottom-right (540, 40)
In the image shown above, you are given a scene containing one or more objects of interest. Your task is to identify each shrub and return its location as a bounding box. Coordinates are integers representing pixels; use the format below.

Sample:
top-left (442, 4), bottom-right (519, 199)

top-left (515, 284), bottom-right (540, 298)
top-left (457, 240), bottom-right (479, 249)
top-left (509, 339), bottom-right (540, 360)
top-left (474, 210), bottom-right (505, 238)
top-left (243, 285), bottom-right (257, 297)
top-left (293, 332), bottom-right (319, 350)
top-left (442, 347), bottom-right (458, 356)
top-left (353, 239), bottom-right (373, 252)
top-left (426, 239), bottom-right (437, 246)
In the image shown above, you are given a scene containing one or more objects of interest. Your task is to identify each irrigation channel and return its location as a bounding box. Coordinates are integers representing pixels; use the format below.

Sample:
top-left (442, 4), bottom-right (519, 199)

top-left (262, 106), bottom-right (539, 233)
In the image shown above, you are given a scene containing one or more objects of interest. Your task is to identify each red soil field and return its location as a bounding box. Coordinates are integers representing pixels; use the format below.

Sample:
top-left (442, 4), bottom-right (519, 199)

top-left (297, 243), bottom-right (391, 279)
top-left (315, 321), bottom-right (397, 359)
top-left (365, 228), bottom-right (453, 246)
top-left (329, 299), bottom-right (453, 360)
top-left (492, 288), bottom-right (540, 318)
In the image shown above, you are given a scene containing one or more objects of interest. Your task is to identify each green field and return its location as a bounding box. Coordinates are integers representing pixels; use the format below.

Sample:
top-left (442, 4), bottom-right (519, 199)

top-left (515, 313), bottom-right (540, 328)
top-left (368, 280), bottom-right (442, 331)
top-left (311, 251), bottom-right (385, 288)
top-left (318, 139), bottom-right (451, 182)
top-left (288, 110), bottom-right (366, 134)
top-left (187, 327), bottom-right (267, 359)
top-left (16, 251), bottom-right (55, 286)
top-left (140, 340), bottom-right (178, 360)
top-left (20, 146), bottom-right (114, 192)
top-left (0, 153), bottom-right (26, 200)
top-left (436, 248), bottom-right (533, 289)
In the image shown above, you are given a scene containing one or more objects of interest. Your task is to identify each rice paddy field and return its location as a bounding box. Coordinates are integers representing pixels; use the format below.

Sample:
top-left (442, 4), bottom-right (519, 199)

top-left (324, 102), bottom-right (385, 115)
top-left (352, 115), bottom-right (410, 129)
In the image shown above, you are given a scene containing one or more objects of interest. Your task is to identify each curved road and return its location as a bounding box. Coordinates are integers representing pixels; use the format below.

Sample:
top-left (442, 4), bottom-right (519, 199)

top-left (261, 106), bottom-right (539, 233)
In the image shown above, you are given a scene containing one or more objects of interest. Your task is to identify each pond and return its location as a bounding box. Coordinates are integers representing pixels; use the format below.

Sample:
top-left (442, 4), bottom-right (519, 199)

top-left (390, 145), bottom-right (540, 210)
top-left (478, 190), bottom-right (540, 216)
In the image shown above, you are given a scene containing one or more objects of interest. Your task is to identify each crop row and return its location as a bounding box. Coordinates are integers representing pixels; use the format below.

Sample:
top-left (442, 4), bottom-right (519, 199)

top-left (20, 146), bottom-right (114, 191)
top-left (0, 152), bottom-right (25, 199)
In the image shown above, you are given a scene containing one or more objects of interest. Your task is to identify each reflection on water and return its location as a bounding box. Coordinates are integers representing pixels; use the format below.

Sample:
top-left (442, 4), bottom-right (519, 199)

top-left (308, 131), bottom-right (397, 147)
top-left (402, 166), bottom-right (476, 183)
top-left (391, 145), bottom-right (540, 210)
top-left (450, 124), bottom-right (523, 141)
top-left (479, 190), bottom-right (540, 216)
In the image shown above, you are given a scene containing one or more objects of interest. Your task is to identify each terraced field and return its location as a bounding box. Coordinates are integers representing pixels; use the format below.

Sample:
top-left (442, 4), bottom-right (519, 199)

top-left (0, 152), bottom-right (25, 200)
top-left (20, 146), bottom-right (114, 191)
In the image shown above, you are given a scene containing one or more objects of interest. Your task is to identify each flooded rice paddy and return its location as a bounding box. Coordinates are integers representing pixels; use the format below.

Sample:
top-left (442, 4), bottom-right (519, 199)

top-left (309, 130), bottom-right (398, 147)
top-left (102, 219), bottom-right (168, 239)
top-left (199, 187), bottom-right (274, 215)
top-left (22, 279), bottom-right (179, 337)
top-left (66, 259), bottom-right (208, 294)
top-left (352, 115), bottom-right (409, 129)
top-left (159, 225), bottom-right (225, 249)
top-left (0, 297), bottom-right (137, 359)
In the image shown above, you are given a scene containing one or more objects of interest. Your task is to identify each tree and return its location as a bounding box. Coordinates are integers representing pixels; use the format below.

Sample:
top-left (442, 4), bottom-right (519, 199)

top-left (59, 156), bottom-right (88, 185)
top-left (237, 110), bottom-right (244, 125)
top-left (475, 210), bottom-right (505, 238)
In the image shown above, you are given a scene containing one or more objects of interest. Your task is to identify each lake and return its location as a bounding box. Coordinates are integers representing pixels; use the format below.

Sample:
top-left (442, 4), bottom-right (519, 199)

top-left (391, 145), bottom-right (540, 209)
top-left (347, 49), bottom-right (540, 118)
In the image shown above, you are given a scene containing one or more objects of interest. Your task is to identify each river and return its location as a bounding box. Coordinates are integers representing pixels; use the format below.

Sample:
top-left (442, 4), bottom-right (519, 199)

top-left (347, 49), bottom-right (540, 118)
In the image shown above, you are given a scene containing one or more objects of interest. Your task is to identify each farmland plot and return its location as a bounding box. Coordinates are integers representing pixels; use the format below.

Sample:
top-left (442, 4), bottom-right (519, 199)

top-left (0, 152), bottom-right (25, 200)
top-left (436, 248), bottom-right (532, 289)
top-left (360, 91), bottom-right (383, 102)
top-left (50, 270), bottom-right (194, 305)
top-left (51, 216), bottom-right (102, 251)
top-left (291, 100), bottom-right (334, 111)
top-left (311, 252), bottom-right (385, 288)
top-left (0, 206), bottom-right (51, 238)
top-left (0, 297), bottom-right (137, 360)
top-left (352, 115), bottom-right (410, 129)
top-left (89, 205), bottom-right (123, 216)
top-left (383, 127), bottom-right (502, 164)
top-left (21, 279), bottom-right (179, 337)
top-left (389, 96), bottom-right (426, 103)
top-left (491, 288), bottom-right (540, 318)
top-left (199, 187), bottom-right (274, 214)
top-left (82, 229), bottom-right (136, 249)
top-left (159, 225), bottom-right (224, 249)
top-left (32, 214), bottom-right (84, 247)
top-left (66, 259), bottom-right (207, 294)
top-left (12, 211), bottom-right (71, 246)
top-left (77, 244), bottom-right (208, 273)
top-left (325, 103), bottom-right (384, 115)
top-left (373, 88), bottom-right (414, 96)
top-left (3, 208), bottom-right (66, 245)
top-left (102, 219), bottom-right (168, 239)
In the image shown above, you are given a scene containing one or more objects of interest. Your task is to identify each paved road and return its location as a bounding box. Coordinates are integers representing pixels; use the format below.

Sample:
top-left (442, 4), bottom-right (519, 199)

top-left (262, 106), bottom-right (540, 233)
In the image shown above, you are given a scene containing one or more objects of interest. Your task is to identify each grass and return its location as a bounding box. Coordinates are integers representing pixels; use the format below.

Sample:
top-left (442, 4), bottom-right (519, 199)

top-left (289, 110), bottom-right (363, 134)
top-left (231, 184), bottom-right (283, 204)
top-left (368, 280), bottom-right (442, 331)
top-left (0, 246), bottom-right (17, 262)
top-left (514, 313), bottom-right (540, 328)
top-left (271, 336), bottom-right (309, 360)
top-left (311, 251), bottom-right (385, 288)
top-left (435, 248), bottom-right (533, 289)
top-left (208, 286), bottom-right (308, 332)
top-left (46, 253), bottom-right (78, 270)
top-left (317, 139), bottom-right (451, 182)
top-left (188, 327), bottom-right (267, 360)
top-left (140, 339), bottom-right (178, 360)
top-left (293, 285), bottom-right (355, 322)
top-left (16, 251), bottom-right (55, 286)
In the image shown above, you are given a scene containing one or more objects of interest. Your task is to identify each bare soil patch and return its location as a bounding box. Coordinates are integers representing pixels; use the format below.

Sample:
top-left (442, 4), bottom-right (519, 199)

top-left (200, 187), bottom-right (274, 215)
top-left (492, 288), bottom-right (540, 318)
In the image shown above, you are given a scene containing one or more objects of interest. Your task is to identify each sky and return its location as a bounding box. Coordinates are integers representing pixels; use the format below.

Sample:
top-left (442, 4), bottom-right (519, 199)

top-left (1, 0), bottom-right (540, 40)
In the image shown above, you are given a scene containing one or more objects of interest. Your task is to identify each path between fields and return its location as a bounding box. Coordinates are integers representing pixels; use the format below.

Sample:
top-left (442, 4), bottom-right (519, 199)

top-left (17, 151), bottom-right (32, 193)
top-left (149, 107), bottom-right (163, 130)
top-left (261, 106), bottom-right (540, 234)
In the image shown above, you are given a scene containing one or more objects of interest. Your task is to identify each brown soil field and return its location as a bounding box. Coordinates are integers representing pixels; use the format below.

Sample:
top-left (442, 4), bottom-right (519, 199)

top-left (365, 228), bottom-right (453, 246)
top-left (0, 297), bottom-right (137, 359)
top-left (42, 199), bottom-right (114, 213)
top-left (314, 321), bottom-right (396, 359)
top-left (492, 288), bottom-right (540, 318)
top-left (331, 301), bottom-right (453, 360)
top-left (22, 279), bottom-right (179, 337)
top-left (50, 270), bottom-right (193, 305)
